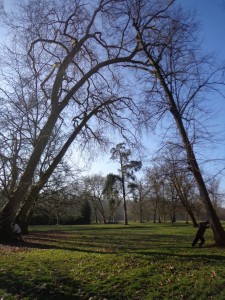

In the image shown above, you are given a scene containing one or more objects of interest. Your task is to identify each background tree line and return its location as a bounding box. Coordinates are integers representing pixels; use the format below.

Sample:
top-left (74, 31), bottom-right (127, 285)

top-left (1, 142), bottom-right (223, 228)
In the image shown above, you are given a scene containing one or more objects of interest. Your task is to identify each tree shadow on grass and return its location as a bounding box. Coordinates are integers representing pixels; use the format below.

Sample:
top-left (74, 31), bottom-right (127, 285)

top-left (134, 248), bottom-right (225, 264)
top-left (21, 231), bottom-right (136, 253)
top-left (19, 232), bottom-right (190, 252)
top-left (0, 272), bottom-right (86, 300)
top-left (5, 237), bottom-right (120, 255)
top-left (5, 230), bottom-right (224, 259)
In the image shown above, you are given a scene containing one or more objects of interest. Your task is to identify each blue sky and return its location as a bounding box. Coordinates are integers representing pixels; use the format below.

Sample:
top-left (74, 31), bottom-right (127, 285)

top-left (180, 0), bottom-right (225, 56)
top-left (1, 0), bottom-right (225, 180)
top-left (90, 0), bottom-right (225, 177)
top-left (180, 0), bottom-right (225, 175)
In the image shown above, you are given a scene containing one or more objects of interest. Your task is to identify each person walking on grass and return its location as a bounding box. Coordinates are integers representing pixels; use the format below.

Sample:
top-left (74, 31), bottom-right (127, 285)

top-left (192, 220), bottom-right (209, 247)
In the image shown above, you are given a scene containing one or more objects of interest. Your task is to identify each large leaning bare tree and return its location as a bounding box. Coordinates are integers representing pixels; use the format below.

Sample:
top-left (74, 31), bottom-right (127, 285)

top-left (129, 0), bottom-right (225, 245)
top-left (0, 0), bottom-right (141, 241)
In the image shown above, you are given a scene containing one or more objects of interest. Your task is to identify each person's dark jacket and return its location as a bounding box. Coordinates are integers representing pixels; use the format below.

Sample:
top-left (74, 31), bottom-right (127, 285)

top-left (197, 221), bottom-right (209, 236)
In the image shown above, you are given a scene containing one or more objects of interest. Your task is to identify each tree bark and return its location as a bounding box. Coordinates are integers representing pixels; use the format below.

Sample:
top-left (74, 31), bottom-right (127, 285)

top-left (134, 22), bottom-right (225, 245)
top-left (17, 185), bottom-right (40, 234)
top-left (170, 105), bottom-right (225, 245)
top-left (15, 100), bottom-right (118, 235)
top-left (0, 111), bottom-right (60, 241)
top-left (186, 207), bottom-right (198, 227)
top-left (121, 168), bottom-right (128, 225)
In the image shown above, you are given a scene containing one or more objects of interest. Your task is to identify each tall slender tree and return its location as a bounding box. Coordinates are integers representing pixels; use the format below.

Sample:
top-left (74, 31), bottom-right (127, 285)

top-left (131, 0), bottom-right (225, 245)
top-left (110, 143), bottom-right (141, 225)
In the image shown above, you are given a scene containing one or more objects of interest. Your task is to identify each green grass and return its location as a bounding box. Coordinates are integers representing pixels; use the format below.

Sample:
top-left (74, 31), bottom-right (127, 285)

top-left (0, 222), bottom-right (225, 299)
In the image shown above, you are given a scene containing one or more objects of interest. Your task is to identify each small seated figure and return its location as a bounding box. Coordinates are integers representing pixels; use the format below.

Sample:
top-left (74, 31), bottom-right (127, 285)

top-left (13, 222), bottom-right (23, 242)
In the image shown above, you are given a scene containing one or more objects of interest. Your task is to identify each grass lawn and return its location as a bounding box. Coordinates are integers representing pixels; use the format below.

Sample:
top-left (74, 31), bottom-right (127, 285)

top-left (0, 222), bottom-right (225, 300)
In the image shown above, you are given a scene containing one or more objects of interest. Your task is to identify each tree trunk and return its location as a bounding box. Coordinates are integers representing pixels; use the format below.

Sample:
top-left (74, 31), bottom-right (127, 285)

top-left (102, 214), bottom-right (107, 224)
top-left (170, 106), bottom-right (225, 245)
top-left (0, 101), bottom-right (110, 241)
top-left (0, 112), bottom-right (60, 242)
top-left (143, 42), bottom-right (225, 244)
top-left (18, 185), bottom-right (40, 234)
top-left (20, 207), bottom-right (35, 235)
top-left (153, 211), bottom-right (156, 223)
top-left (171, 213), bottom-right (176, 223)
top-left (186, 214), bottom-right (189, 224)
top-left (186, 207), bottom-right (198, 227)
top-left (135, 22), bottom-right (225, 245)
top-left (174, 182), bottom-right (198, 227)
top-left (139, 198), bottom-right (143, 223)
top-left (94, 207), bottom-right (98, 224)
top-left (121, 168), bottom-right (128, 225)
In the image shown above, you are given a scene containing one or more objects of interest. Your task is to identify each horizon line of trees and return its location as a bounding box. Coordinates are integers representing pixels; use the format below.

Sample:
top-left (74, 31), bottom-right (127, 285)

top-left (2, 143), bottom-right (222, 229)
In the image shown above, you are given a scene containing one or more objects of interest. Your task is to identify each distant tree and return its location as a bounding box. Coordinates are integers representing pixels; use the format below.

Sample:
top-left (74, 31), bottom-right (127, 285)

top-left (207, 178), bottom-right (224, 214)
top-left (128, 179), bottom-right (149, 223)
top-left (83, 175), bottom-right (107, 223)
top-left (145, 167), bottom-right (165, 223)
top-left (80, 200), bottom-right (91, 224)
top-left (110, 143), bottom-right (142, 225)
top-left (103, 173), bottom-right (122, 223)
top-left (156, 148), bottom-right (199, 227)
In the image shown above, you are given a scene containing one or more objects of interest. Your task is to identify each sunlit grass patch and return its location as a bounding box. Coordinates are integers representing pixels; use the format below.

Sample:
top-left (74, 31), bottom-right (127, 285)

top-left (0, 222), bottom-right (225, 299)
